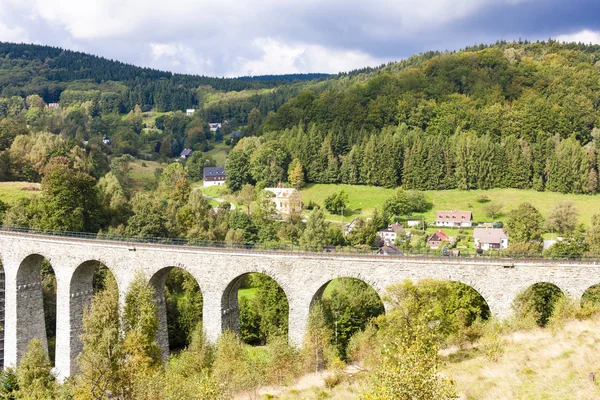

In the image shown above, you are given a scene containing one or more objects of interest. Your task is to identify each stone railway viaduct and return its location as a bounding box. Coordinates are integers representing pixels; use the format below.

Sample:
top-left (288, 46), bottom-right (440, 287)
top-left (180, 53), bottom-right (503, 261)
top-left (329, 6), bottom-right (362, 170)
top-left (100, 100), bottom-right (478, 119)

top-left (1, 231), bottom-right (599, 380)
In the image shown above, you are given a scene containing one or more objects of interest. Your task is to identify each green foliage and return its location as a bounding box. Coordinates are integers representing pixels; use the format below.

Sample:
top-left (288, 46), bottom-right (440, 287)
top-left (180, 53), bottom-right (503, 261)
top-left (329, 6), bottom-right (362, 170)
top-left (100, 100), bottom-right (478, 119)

top-left (165, 269), bottom-right (203, 350)
top-left (300, 207), bottom-right (328, 248)
top-left (546, 201), bottom-right (579, 234)
top-left (322, 278), bottom-right (385, 359)
top-left (16, 339), bottom-right (56, 399)
top-left (512, 283), bottom-right (564, 327)
top-left (505, 202), bottom-right (544, 243)
top-left (323, 189), bottom-right (348, 215)
top-left (360, 325), bottom-right (456, 400)
top-left (73, 275), bottom-right (121, 399)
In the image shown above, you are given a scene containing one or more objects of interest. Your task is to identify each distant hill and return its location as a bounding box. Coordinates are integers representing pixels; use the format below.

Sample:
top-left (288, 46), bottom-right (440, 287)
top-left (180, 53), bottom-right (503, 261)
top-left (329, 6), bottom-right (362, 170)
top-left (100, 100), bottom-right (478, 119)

top-left (0, 42), bottom-right (330, 114)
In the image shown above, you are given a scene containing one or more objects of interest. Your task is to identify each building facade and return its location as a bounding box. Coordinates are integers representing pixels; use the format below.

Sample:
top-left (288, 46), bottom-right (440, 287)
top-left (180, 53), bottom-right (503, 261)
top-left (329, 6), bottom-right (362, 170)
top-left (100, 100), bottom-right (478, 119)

top-left (474, 228), bottom-right (509, 250)
top-left (435, 210), bottom-right (473, 227)
top-left (203, 167), bottom-right (226, 187)
top-left (264, 187), bottom-right (302, 214)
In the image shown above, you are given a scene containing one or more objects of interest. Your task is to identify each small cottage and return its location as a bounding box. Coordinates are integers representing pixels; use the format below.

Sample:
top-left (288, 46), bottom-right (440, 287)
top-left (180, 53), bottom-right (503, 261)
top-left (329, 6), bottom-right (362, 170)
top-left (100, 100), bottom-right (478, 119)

top-left (474, 228), bottom-right (509, 250)
top-left (428, 230), bottom-right (450, 250)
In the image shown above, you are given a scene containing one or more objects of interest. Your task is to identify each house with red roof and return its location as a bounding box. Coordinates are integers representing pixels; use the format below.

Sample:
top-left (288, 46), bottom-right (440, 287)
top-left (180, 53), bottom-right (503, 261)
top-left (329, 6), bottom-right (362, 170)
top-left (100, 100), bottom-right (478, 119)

top-left (427, 230), bottom-right (450, 249)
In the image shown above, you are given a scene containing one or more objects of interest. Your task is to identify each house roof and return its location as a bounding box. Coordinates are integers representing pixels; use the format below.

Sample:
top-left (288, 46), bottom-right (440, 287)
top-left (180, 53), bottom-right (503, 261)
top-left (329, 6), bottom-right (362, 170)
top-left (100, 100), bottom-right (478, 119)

top-left (473, 228), bottom-right (508, 244)
top-left (264, 187), bottom-right (300, 199)
top-left (231, 131), bottom-right (242, 138)
top-left (180, 148), bottom-right (193, 157)
top-left (428, 230), bottom-right (450, 242)
top-left (378, 223), bottom-right (405, 235)
top-left (203, 167), bottom-right (225, 177)
top-left (436, 210), bottom-right (472, 221)
top-left (378, 245), bottom-right (402, 255)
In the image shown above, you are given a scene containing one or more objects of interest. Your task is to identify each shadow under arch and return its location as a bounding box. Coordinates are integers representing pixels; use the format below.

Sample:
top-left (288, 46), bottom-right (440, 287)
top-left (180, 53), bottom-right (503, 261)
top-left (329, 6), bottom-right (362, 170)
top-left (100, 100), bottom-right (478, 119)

top-left (581, 284), bottom-right (600, 307)
top-left (310, 277), bottom-right (385, 359)
top-left (445, 280), bottom-right (492, 324)
top-left (16, 254), bottom-right (56, 365)
top-left (69, 260), bottom-right (117, 373)
top-left (149, 266), bottom-right (203, 359)
top-left (515, 282), bottom-right (564, 327)
top-left (221, 272), bottom-right (289, 345)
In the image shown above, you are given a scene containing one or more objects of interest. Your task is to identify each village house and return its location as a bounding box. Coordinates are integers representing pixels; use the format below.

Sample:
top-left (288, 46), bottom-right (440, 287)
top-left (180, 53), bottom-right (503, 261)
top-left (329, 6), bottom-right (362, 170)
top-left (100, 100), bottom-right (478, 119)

top-left (264, 186), bottom-right (302, 214)
top-left (102, 137), bottom-right (112, 145)
top-left (48, 103), bottom-right (60, 110)
top-left (435, 210), bottom-right (473, 228)
top-left (203, 167), bottom-right (226, 187)
top-left (186, 109), bottom-right (195, 116)
top-left (377, 245), bottom-right (403, 256)
top-left (427, 230), bottom-right (450, 249)
top-left (377, 223), bottom-right (407, 245)
top-left (180, 148), bottom-right (193, 159)
top-left (344, 218), bottom-right (361, 236)
top-left (473, 228), bottom-right (509, 250)
top-left (407, 219), bottom-right (422, 228)
top-left (209, 123), bottom-right (222, 132)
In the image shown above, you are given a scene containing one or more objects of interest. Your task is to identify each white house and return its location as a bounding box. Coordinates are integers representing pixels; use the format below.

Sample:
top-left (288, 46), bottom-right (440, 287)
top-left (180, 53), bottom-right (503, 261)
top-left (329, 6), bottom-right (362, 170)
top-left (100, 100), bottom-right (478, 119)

top-left (474, 228), bottom-right (509, 250)
top-left (407, 220), bottom-right (422, 228)
top-left (186, 109), bottom-right (195, 116)
top-left (203, 167), bottom-right (226, 187)
top-left (377, 223), bottom-right (407, 245)
top-left (209, 123), bottom-right (222, 132)
top-left (435, 210), bottom-right (473, 227)
top-left (264, 187), bottom-right (302, 214)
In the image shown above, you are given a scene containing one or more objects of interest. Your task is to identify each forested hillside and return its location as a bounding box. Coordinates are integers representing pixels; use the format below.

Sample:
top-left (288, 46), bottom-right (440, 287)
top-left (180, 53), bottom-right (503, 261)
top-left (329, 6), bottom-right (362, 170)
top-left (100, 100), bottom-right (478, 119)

top-left (0, 42), bottom-right (329, 122)
top-left (232, 40), bottom-right (600, 194)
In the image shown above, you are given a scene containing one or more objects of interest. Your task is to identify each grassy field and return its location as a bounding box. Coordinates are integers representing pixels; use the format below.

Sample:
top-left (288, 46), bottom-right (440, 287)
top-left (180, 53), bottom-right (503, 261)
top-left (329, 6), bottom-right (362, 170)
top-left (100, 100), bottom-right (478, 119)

top-left (445, 318), bottom-right (600, 399)
top-left (0, 182), bottom-right (40, 204)
top-left (300, 184), bottom-right (600, 226)
top-left (205, 138), bottom-right (231, 166)
top-left (129, 159), bottom-right (164, 192)
top-left (253, 317), bottom-right (600, 399)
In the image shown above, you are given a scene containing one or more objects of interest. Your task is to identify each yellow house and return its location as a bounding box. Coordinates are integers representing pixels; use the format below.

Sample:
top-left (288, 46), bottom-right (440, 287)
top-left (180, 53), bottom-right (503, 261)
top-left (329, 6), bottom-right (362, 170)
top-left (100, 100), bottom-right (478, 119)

top-left (264, 187), bottom-right (302, 214)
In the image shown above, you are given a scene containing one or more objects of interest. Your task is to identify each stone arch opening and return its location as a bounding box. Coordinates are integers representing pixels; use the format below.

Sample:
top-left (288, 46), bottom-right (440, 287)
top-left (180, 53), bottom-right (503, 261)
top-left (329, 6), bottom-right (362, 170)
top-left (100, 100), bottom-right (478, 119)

top-left (16, 254), bottom-right (56, 365)
top-left (514, 282), bottom-right (564, 327)
top-left (447, 281), bottom-right (492, 324)
top-left (581, 284), bottom-right (600, 307)
top-left (69, 260), bottom-right (117, 372)
top-left (149, 267), bottom-right (203, 358)
top-left (222, 272), bottom-right (289, 345)
top-left (311, 277), bottom-right (385, 359)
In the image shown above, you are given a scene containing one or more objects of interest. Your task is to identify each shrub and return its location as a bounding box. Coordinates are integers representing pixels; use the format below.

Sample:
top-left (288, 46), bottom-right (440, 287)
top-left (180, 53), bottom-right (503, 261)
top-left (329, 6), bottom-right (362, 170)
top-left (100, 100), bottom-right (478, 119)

top-left (476, 195), bottom-right (491, 203)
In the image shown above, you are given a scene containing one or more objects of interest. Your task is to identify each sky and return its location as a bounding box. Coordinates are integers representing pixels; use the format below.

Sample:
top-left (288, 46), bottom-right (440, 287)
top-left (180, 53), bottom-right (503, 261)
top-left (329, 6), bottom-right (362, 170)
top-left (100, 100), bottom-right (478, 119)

top-left (1, 0), bottom-right (600, 77)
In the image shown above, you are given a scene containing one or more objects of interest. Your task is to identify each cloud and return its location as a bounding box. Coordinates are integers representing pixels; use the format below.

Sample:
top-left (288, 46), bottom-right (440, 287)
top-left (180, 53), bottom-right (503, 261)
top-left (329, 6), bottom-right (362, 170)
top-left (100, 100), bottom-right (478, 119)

top-left (149, 42), bottom-right (214, 74)
top-left (555, 29), bottom-right (600, 45)
top-left (3, 0), bottom-right (600, 75)
top-left (231, 38), bottom-right (388, 76)
top-left (0, 8), bottom-right (29, 43)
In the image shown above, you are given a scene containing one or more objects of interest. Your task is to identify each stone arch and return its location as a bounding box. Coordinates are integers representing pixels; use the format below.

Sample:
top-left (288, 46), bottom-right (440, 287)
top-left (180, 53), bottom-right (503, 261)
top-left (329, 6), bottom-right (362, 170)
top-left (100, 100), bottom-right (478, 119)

top-left (581, 283), bottom-right (600, 306)
top-left (16, 254), bottom-right (56, 364)
top-left (311, 276), bottom-right (385, 306)
top-left (69, 260), bottom-right (117, 373)
top-left (516, 282), bottom-right (565, 326)
top-left (308, 276), bottom-right (385, 359)
top-left (149, 266), bottom-right (203, 359)
top-left (221, 271), bottom-right (289, 343)
top-left (447, 280), bottom-right (492, 322)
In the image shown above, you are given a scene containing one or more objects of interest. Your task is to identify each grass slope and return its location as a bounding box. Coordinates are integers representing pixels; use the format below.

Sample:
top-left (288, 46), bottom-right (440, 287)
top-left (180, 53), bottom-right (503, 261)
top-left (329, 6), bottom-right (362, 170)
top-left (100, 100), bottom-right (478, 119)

top-left (446, 318), bottom-right (600, 399)
top-left (0, 182), bottom-right (40, 204)
top-left (300, 185), bottom-right (600, 226)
